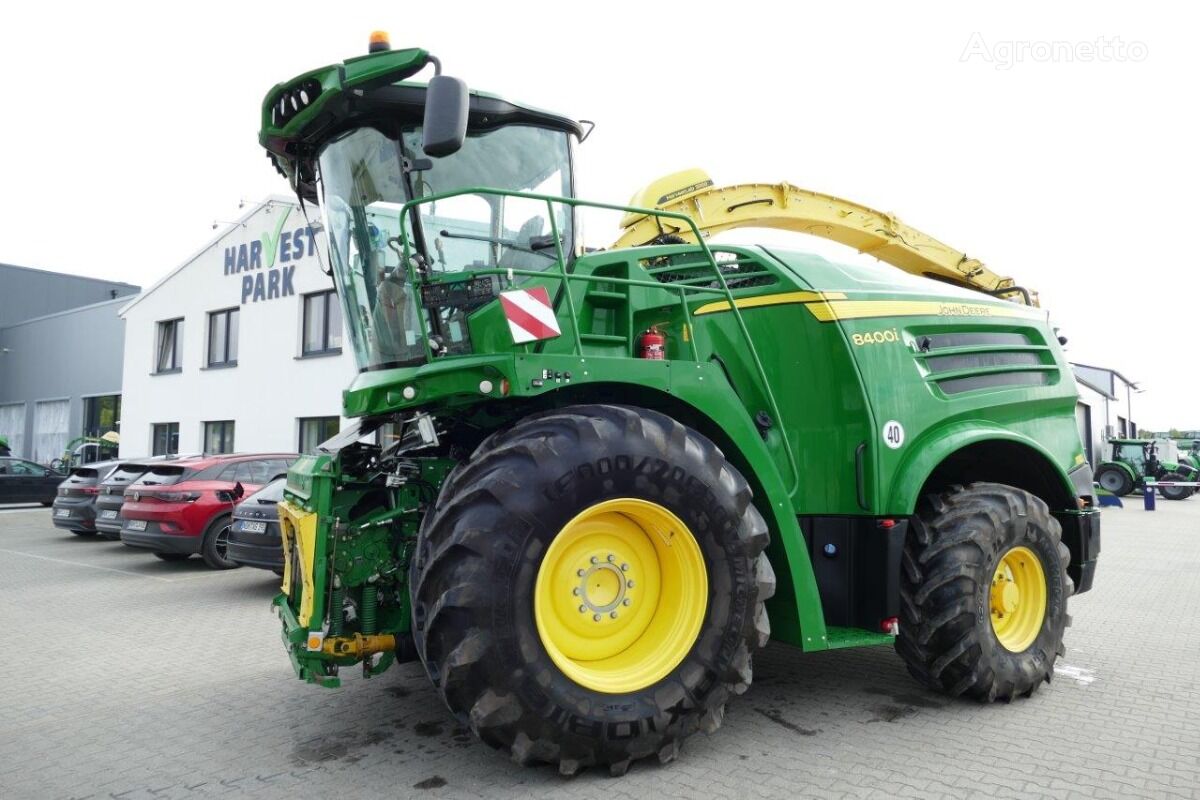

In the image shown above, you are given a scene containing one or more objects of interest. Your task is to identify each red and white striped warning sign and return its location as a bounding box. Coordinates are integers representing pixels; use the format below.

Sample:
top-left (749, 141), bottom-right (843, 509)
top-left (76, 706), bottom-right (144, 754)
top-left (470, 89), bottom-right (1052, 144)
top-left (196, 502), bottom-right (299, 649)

top-left (499, 287), bottom-right (561, 344)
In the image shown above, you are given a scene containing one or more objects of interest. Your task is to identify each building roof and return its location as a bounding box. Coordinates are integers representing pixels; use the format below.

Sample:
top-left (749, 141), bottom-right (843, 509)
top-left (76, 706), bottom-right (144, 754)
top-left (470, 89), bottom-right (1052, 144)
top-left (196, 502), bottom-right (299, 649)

top-left (1073, 372), bottom-right (1116, 400)
top-left (0, 261), bottom-right (140, 288)
top-left (0, 295), bottom-right (128, 330)
top-left (1069, 362), bottom-right (1139, 390)
top-left (0, 263), bottom-right (140, 329)
top-left (118, 195), bottom-right (300, 317)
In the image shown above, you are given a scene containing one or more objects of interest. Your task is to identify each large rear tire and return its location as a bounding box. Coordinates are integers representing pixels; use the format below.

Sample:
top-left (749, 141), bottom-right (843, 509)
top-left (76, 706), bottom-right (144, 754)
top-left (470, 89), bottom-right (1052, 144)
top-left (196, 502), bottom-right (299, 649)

top-left (1157, 473), bottom-right (1192, 501)
top-left (410, 405), bottom-right (774, 775)
top-left (896, 483), bottom-right (1072, 701)
top-left (1095, 465), bottom-right (1133, 496)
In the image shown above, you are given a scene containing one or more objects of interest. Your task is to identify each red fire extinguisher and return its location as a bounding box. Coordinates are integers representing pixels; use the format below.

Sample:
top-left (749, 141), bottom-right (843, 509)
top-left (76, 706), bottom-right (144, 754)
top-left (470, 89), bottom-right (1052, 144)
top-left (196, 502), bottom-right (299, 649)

top-left (638, 326), bottom-right (666, 360)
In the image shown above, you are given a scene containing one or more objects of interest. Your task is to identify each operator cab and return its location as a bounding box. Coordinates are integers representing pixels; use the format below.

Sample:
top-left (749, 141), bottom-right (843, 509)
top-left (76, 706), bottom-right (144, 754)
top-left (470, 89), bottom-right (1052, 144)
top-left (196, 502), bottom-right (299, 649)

top-left (317, 112), bottom-right (577, 370)
top-left (1111, 440), bottom-right (1149, 471)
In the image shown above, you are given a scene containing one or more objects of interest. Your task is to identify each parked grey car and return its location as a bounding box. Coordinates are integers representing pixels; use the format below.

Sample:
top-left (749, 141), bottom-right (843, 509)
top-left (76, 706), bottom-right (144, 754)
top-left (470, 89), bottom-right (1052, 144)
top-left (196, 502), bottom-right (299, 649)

top-left (51, 460), bottom-right (122, 535)
top-left (227, 477), bottom-right (287, 573)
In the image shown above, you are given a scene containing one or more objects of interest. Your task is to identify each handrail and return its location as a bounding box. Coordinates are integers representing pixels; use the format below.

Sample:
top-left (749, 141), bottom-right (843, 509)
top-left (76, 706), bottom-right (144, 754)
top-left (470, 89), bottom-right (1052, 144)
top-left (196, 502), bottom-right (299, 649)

top-left (397, 187), bottom-right (802, 496)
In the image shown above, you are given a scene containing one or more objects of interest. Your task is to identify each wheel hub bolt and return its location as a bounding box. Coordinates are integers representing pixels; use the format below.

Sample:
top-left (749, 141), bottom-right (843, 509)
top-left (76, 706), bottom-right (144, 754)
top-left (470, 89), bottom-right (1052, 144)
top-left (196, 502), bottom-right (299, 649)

top-left (621, 563), bottom-right (629, 572)
top-left (607, 554), bottom-right (615, 562)
top-left (572, 587), bottom-right (580, 596)
top-left (590, 556), bottom-right (599, 564)
top-left (622, 598), bottom-right (631, 606)
top-left (578, 605), bottom-right (586, 613)
top-left (593, 614), bottom-right (601, 622)
top-left (627, 580), bottom-right (635, 588)
top-left (610, 611), bottom-right (618, 619)
top-left (577, 569), bottom-right (585, 577)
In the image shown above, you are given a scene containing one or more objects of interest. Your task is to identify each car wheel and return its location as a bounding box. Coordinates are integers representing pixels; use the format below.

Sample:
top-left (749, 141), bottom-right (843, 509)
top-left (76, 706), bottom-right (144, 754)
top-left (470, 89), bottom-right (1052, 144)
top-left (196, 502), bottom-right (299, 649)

top-left (200, 514), bottom-right (240, 569)
top-left (154, 552), bottom-right (190, 562)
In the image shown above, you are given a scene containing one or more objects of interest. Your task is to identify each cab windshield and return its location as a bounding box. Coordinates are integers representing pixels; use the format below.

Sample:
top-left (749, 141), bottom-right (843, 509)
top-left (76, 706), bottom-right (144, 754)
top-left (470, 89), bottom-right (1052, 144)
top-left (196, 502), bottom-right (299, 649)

top-left (318, 123), bottom-right (573, 371)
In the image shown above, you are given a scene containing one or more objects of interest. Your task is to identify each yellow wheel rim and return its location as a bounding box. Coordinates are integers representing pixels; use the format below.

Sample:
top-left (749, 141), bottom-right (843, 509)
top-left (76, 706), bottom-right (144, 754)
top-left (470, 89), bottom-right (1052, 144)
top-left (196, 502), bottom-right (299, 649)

top-left (534, 498), bottom-right (708, 694)
top-left (989, 546), bottom-right (1047, 652)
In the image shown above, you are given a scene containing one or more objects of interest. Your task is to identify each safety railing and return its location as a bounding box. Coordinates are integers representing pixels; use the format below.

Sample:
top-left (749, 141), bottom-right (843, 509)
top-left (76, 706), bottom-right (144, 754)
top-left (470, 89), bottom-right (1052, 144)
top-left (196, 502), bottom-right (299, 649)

top-left (396, 187), bottom-right (800, 494)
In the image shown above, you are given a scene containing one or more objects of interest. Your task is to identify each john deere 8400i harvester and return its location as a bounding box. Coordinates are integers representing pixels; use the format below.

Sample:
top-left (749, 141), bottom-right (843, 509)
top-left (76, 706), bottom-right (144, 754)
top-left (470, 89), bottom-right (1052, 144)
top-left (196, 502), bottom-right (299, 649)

top-left (258, 34), bottom-right (1100, 774)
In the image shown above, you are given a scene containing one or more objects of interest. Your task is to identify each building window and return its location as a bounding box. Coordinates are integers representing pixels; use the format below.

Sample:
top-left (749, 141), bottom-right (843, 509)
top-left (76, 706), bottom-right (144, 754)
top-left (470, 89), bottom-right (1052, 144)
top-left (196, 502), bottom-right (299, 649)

top-left (207, 308), bottom-right (239, 367)
top-left (152, 423), bottom-right (179, 456)
top-left (0, 402), bottom-right (26, 458)
top-left (203, 420), bottom-right (235, 454)
top-left (156, 318), bottom-right (184, 373)
top-left (298, 416), bottom-right (340, 453)
top-left (302, 290), bottom-right (343, 355)
top-left (32, 399), bottom-right (69, 466)
top-left (83, 395), bottom-right (121, 439)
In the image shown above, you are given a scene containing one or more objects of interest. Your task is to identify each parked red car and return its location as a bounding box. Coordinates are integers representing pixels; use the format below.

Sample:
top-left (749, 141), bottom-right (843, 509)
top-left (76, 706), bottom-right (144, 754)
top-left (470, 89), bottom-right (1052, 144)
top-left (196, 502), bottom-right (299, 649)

top-left (119, 453), bottom-right (297, 568)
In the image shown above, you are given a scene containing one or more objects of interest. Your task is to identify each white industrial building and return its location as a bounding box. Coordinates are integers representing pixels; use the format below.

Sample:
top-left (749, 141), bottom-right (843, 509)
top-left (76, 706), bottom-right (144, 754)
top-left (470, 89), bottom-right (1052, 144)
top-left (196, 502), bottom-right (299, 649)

top-left (1072, 362), bottom-right (1140, 467)
top-left (118, 198), bottom-right (355, 458)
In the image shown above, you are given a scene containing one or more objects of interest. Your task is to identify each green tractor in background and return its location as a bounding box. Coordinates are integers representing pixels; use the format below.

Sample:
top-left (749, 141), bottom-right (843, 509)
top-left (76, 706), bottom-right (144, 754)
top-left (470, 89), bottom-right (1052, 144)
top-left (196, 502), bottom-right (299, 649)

top-left (1175, 439), bottom-right (1200, 471)
top-left (1094, 439), bottom-right (1196, 500)
top-left (258, 34), bottom-right (1101, 774)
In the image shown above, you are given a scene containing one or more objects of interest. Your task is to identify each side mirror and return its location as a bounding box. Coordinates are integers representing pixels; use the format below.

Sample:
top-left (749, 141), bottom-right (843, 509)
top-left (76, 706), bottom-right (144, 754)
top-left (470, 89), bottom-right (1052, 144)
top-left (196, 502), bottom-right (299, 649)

top-left (233, 481), bottom-right (245, 500)
top-left (422, 75), bottom-right (468, 157)
top-left (44, 468), bottom-right (52, 476)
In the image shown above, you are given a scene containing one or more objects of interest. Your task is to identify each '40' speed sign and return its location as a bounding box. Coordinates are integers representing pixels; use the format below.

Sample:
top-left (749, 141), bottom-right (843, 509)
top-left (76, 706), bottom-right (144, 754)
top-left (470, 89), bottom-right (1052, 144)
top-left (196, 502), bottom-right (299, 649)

top-left (882, 420), bottom-right (905, 449)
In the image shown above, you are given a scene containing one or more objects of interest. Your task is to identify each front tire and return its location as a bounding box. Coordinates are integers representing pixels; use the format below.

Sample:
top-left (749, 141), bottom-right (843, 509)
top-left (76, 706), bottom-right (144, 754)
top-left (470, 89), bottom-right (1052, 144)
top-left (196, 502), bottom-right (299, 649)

top-left (411, 405), bottom-right (774, 775)
top-left (896, 483), bottom-right (1072, 701)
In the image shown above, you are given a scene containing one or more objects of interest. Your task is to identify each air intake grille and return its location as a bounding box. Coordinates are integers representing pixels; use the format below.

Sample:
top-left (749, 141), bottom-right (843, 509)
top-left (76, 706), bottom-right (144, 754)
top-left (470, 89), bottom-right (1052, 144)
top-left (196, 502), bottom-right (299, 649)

top-left (640, 251), bottom-right (778, 291)
top-left (916, 330), bottom-right (1058, 396)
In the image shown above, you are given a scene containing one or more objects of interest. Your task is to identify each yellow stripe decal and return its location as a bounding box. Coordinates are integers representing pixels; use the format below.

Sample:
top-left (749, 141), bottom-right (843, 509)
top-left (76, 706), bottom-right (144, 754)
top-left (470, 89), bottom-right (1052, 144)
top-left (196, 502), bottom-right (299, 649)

top-left (805, 299), bottom-right (1045, 322)
top-left (693, 291), bottom-right (846, 316)
top-left (693, 292), bottom-right (1045, 322)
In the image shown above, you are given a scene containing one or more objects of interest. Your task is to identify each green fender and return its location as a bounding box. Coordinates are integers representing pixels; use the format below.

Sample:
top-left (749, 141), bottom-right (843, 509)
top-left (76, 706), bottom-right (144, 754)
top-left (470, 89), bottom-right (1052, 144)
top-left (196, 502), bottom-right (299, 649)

top-left (886, 421), bottom-right (1076, 513)
top-left (539, 370), bottom-right (831, 652)
top-left (670, 377), bottom-right (829, 650)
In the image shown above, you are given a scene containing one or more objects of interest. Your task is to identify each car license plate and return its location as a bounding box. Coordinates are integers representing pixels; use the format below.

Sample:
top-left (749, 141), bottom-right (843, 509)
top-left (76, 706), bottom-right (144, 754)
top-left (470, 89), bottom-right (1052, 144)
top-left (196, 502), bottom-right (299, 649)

top-left (100, 509), bottom-right (118, 519)
top-left (55, 509), bottom-right (71, 518)
top-left (126, 519), bottom-right (147, 531)
top-left (242, 521), bottom-right (267, 534)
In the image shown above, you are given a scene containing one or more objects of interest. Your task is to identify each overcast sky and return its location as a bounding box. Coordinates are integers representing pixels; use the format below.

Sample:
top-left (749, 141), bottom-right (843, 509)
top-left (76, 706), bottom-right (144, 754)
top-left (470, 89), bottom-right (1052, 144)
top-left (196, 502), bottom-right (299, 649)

top-left (2, 2), bottom-right (1196, 428)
